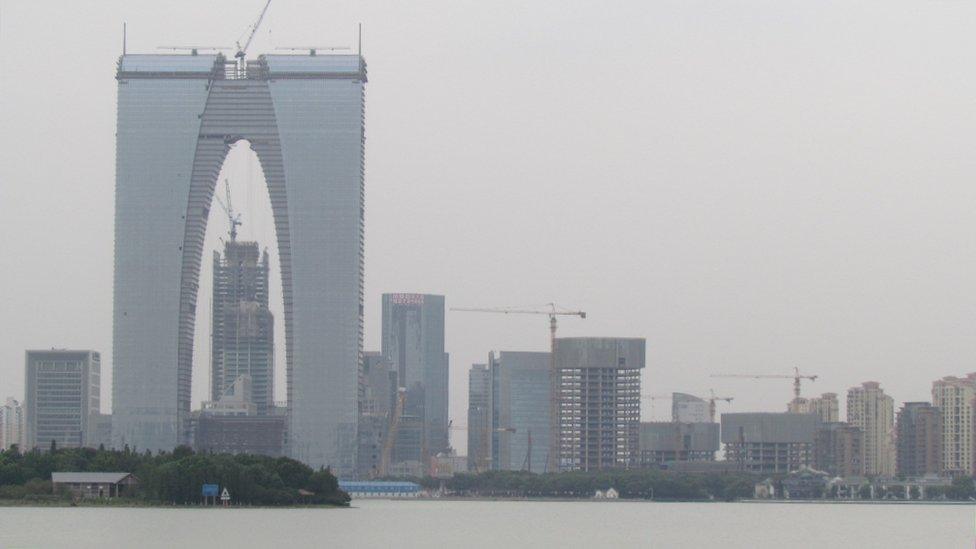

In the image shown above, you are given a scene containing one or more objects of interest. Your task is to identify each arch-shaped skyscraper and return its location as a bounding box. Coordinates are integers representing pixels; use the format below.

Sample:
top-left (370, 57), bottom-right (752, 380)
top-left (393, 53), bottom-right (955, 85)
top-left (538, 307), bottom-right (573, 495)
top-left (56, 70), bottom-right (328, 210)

top-left (112, 53), bottom-right (366, 473)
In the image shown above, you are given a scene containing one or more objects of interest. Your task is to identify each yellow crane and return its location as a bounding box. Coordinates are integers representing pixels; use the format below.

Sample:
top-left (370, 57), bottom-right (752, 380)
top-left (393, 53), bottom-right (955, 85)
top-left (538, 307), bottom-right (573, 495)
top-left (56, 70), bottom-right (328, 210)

top-left (711, 366), bottom-right (818, 402)
top-left (378, 388), bottom-right (406, 477)
top-left (451, 303), bottom-right (586, 473)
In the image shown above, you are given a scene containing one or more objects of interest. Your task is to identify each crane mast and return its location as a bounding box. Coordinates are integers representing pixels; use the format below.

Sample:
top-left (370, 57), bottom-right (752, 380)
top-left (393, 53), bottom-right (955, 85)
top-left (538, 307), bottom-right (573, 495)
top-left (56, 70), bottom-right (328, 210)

top-left (451, 303), bottom-right (586, 473)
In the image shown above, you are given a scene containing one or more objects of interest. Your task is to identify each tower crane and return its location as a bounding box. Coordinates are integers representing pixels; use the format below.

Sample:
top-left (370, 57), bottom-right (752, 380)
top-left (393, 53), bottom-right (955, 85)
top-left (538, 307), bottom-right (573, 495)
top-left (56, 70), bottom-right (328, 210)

top-left (706, 389), bottom-right (734, 423)
top-left (213, 180), bottom-right (242, 242)
top-left (451, 303), bottom-right (586, 473)
top-left (711, 367), bottom-right (818, 402)
top-left (235, 0), bottom-right (272, 60)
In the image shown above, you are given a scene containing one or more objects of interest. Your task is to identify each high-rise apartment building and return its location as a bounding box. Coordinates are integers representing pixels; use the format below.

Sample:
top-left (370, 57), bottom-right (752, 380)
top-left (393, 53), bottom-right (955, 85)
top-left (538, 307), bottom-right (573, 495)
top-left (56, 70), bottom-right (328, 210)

top-left (211, 240), bottom-right (274, 415)
top-left (0, 398), bottom-right (25, 450)
top-left (489, 352), bottom-right (551, 473)
top-left (789, 393), bottom-right (840, 423)
top-left (847, 382), bottom-right (895, 477)
top-left (25, 350), bottom-right (100, 449)
top-left (721, 413), bottom-right (821, 473)
top-left (896, 402), bottom-right (942, 478)
top-left (381, 293), bottom-right (449, 464)
top-left (555, 338), bottom-right (644, 472)
top-left (932, 374), bottom-right (976, 476)
top-left (672, 393), bottom-right (709, 423)
top-left (813, 422), bottom-right (863, 477)
top-left (112, 52), bottom-right (366, 473)
top-left (467, 364), bottom-right (491, 472)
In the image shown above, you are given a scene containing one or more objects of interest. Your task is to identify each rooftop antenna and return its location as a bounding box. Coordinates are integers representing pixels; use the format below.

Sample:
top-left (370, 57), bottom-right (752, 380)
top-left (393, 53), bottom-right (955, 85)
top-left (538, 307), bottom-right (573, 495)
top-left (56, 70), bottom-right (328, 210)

top-left (123, 22), bottom-right (127, 55)
top-left (236, 0), bottom-right (272, 61)
top-left (358, 23), bottom-right (362, 57)
top-left (214, 180), bottom-right (242, 242)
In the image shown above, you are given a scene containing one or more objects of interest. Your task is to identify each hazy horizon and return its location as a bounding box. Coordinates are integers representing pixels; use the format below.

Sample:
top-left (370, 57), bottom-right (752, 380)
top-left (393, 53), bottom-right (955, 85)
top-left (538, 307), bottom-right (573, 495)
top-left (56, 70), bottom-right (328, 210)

top-left (3, 0), bottom-right (976, 454)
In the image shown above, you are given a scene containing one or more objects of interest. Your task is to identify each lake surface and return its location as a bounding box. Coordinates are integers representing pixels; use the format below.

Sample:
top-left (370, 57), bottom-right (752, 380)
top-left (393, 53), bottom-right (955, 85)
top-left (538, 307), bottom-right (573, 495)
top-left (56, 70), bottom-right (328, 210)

top-left (0, 499), bottom-right (972, 548)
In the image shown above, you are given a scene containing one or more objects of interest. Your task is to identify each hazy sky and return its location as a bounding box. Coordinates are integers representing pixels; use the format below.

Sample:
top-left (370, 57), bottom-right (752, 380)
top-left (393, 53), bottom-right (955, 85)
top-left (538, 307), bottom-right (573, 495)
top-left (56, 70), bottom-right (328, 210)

top-left (3, 1), bottom-right (976, 453)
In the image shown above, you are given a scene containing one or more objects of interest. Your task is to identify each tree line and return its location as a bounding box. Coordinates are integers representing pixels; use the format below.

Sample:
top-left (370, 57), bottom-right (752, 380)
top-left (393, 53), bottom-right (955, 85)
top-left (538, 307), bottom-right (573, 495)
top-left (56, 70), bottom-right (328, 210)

top-left (0, 444), bottom-right (349, 506)
top-left (420, 469), bottom-right (757, 501)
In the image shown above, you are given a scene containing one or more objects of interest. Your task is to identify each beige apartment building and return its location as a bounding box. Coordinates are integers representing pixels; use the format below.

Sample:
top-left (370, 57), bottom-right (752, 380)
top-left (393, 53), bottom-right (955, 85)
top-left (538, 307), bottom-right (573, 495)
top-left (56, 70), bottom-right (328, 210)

top-left (932, 374), bottom-right (976, 476)
top-left (847, 382), bottom-right (895, 477)
top-left (789, 393), bottom-right (840, 423)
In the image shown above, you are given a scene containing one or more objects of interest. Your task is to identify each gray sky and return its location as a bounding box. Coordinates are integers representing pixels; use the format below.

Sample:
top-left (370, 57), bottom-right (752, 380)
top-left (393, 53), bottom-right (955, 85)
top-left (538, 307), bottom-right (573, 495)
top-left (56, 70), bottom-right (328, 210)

top-left (2, 0), bottom-right (976, 453)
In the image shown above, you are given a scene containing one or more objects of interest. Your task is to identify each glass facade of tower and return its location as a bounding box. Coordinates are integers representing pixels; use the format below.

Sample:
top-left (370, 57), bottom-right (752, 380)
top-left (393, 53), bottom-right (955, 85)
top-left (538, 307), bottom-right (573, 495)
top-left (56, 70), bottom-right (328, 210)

top-left (381, 293), bottom-right (449, 468)
top-left (113, 53), bottom-right (366, 473)
top-left (489, 352), bottom-right (551, 473)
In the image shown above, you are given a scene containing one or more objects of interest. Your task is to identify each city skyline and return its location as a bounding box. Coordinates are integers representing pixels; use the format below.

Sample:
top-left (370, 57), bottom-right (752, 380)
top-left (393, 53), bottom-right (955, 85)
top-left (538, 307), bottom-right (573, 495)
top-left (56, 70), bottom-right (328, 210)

top-left (5, 1), bottom-right (976, 458)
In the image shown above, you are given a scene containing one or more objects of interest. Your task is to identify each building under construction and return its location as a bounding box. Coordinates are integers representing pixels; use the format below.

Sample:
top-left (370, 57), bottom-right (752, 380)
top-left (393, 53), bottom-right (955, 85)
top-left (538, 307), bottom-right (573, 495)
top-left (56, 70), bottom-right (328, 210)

top-left (211, 240), bottom-right (274, 416)
top-left (555, 338), bottom-right (645, 472)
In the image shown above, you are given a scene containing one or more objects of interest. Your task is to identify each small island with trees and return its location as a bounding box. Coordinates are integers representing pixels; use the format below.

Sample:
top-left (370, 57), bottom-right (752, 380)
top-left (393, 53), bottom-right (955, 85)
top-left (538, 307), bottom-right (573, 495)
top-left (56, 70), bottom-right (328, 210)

top-left (0, 443), bottom-right (349, 507)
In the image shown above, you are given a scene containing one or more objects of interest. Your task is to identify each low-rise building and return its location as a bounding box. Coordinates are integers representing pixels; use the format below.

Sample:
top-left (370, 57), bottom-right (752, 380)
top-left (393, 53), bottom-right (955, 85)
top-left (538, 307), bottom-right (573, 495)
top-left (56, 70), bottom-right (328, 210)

top-left (639, 422), bottom-right (719, 465)
top-left (721, 413), bottom-right (821, 473)
top-left (338, 480), bottom-right (420, 498)
top-left (52, 472), bottom-right (137, 498)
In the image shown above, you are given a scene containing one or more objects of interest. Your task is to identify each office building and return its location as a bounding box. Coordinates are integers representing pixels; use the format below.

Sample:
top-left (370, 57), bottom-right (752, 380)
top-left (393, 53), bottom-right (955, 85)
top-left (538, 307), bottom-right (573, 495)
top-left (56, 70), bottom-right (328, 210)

top-left (932, 374), bottom-right (976, 476)
top-left (847, 382), bottom-right (895, 477)
top-left (721, 413), bottom-right (821, 473)
top-left (467, 364), bottom-right (491, 472)
top-left (672, 393), bottom-right (709, 423)
top-left (381, 293), bottom-right (449, 464)
top-left (555, 338), bottom-right (645, 472)
top-left (1, 398), bottom-right (25, 450)
top-left (85, 413), bottom-right (113, 449)
top-left (490, 351), bottom-right (551, 473)
top-left (639, 422), bottom-right (719, 465)
top-left (211, 240), bottom-right (274, 415)
top-left (896, 402), bottom-right (942, 478)
top-left (813, 422), bottom-right (863, 477)
top-left (357, 353), bottom-right (395, 479)
top-left (390, 384), bottom-right (426, 477)
top-left (25, 350), bottom-right (100, 449)
top-left (112, 52), bottom-right (367, 473)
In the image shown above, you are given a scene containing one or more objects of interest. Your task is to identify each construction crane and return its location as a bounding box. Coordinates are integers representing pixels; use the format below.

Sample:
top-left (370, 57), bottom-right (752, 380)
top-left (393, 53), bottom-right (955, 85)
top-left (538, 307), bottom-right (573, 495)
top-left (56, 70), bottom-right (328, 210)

top-left (213, 180), bottom-right (242, 241)
top-left (706, 389), bottom-right (734, 423)
top-left (711, 366), bottom-right (818, 402)
top-left (236, 0), bottom-right (272, 60)
top-left (451, 303), bottom-right (586, 473)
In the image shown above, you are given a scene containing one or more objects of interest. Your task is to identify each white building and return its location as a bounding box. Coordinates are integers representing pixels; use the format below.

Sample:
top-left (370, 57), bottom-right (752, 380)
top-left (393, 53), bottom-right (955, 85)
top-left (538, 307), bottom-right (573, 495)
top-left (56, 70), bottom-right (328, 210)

top-left (0, 397), bottom-right (25, 450)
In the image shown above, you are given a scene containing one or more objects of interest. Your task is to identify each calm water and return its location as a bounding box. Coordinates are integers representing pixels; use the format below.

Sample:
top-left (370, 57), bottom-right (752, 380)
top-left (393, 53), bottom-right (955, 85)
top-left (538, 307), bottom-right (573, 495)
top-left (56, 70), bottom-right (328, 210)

top-left (0, 500), bottom-right (972, 548)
